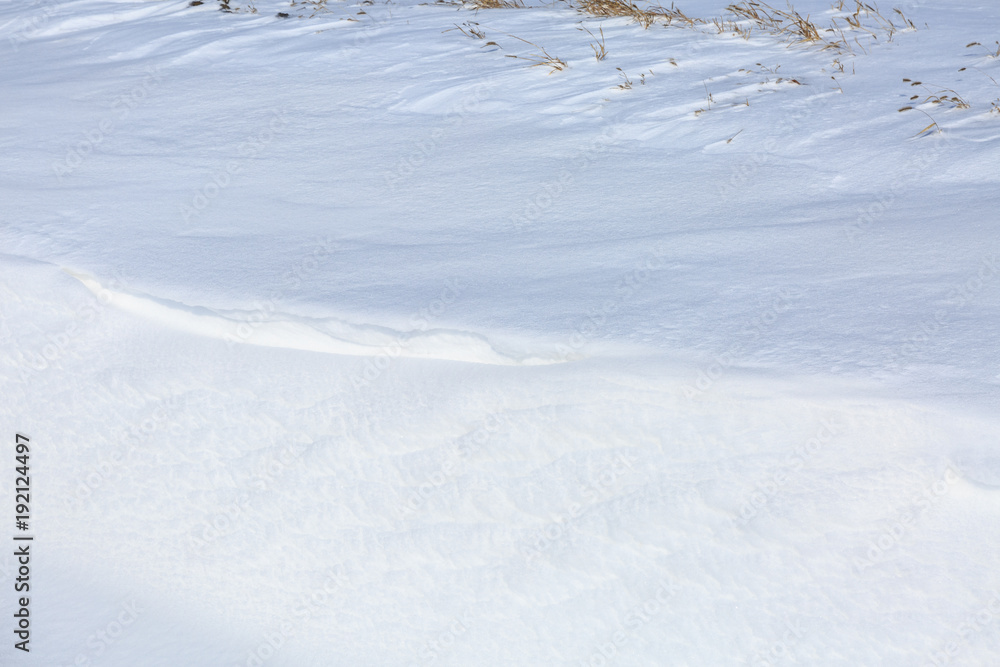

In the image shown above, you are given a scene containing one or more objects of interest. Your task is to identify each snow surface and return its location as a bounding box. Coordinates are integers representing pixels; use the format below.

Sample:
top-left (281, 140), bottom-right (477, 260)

top-left (2, 0), bottom-right (1000, 664)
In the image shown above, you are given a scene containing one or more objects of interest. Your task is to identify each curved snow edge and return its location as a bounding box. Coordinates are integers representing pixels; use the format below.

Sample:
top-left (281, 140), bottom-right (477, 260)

top-left (65, 269), bottom-right (564, 366)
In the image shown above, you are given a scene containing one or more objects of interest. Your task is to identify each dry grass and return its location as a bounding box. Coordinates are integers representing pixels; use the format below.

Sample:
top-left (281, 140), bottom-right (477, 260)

top-left (444, 23), bottom-right (565, 73)
top-left (967, 41), bottom-right (1000, 59)
top-left (897, 76), bottom-right (976, 137)
top-left (895, 35), bottom-right (1000, 133)
top-left (502, 33), bottom-right (567, 73)
top-left (737, 62), bottom-right (802, 86)
top-left (727, 1), bottom-right (821, 44)
top-left (290, 0), bottom-right (336, 18)
top-left (466, 0), bottom-right (524, 9)
top-left (447, 21), bottom-right (487, 39)
top-left (712, 17), bottom-right (752, 39)
top-left (958, 65), bottom-right (998, 86)
top-left (897, 105), bottom-right (940, 137)
top-left (900, 78), bottom-right (971, 109)
top-left (719, 0), bottom-right (916, 53)
top-left (579, 25), bottom-right (608, 60)
top-left (892, 8), bottom-right (916, 31)
top-left (575, 0), bottom-right (701, 30)
top-left (831, 1), bottom-right (909, 41)
top-left (218, 0), bottom-right (252, 13)
top-left (693, 81), bottom-right (714, 115)
top-left (213, 0), bottom-right (351, 17)
top-left (613, 68), bottom-right (650, 89)
top-left (576, 0), bottom-right (651, 28)
top-left (205, 0), bottom-right (931, 124)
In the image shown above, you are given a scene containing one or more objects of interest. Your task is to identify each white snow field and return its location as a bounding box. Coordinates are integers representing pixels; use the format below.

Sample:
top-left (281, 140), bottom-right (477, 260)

top-left (2, 0), bottom-right (1000, 664)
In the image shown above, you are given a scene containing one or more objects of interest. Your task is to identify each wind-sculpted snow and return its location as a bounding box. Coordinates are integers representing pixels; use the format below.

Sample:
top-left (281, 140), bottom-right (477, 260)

top-left (67, 269), bottom-right (562, 366)
top-left (3, 0), bottom-right (1000, 664)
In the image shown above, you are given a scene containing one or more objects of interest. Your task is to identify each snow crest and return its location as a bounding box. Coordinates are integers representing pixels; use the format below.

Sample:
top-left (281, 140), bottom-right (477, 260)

top-left (65, 269), bottom-right (561, 366)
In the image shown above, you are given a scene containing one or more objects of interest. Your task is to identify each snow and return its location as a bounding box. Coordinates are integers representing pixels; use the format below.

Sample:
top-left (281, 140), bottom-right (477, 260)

top-left (2, 0), bottom-right (1000, 664)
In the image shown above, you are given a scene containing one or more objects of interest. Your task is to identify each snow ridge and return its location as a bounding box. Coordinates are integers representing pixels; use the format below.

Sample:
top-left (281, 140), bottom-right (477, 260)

top-left (65, 269), bottom-right (561, 366)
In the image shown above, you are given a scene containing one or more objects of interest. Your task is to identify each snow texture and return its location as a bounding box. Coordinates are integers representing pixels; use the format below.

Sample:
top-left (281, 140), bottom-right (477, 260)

top-left (1, 0), bottom-right (999, 665)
